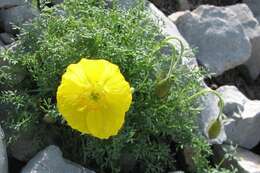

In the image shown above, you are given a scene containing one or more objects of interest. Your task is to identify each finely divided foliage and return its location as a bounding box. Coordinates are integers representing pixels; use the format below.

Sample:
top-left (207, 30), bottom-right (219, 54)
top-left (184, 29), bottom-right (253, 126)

top-left (0, 0), bottom-right (232, 172)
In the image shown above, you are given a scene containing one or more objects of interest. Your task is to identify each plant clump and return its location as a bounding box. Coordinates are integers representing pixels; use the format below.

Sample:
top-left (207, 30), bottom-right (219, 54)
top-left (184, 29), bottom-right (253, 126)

top-left (0, 0), bottom-right (234, 172)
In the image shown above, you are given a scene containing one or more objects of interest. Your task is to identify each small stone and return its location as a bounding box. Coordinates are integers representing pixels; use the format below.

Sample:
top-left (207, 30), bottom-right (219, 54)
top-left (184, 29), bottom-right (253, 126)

top-left (0, 45), bottom-right (6, 66)
top-left (0, 33), bottom-right (15, 45)
top-left (183, 146), bottom-right (196, 171)
top-left (9, 133), bottom-right (43, 161)
top-left (214, 144), bottom-right (260, 173)
top-left (217, 85), bottom-right (260, 149)
top-left (21, 145), bottom-right (95, 173)
top-left (0, 5), bottom-right (39, 35)
top-left (0, 126), bottom-right (8, 173)
top-left (174, 5), bottom-right (252, 76)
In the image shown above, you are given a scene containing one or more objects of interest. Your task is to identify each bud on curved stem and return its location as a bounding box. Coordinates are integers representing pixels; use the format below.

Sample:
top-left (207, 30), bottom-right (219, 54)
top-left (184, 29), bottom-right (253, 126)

top-left (154, 37), bottom-right (185, 98)
top-left (155, 78), bottom-right (171, 98)
top-left (187, 89), bottom-right (225, 140)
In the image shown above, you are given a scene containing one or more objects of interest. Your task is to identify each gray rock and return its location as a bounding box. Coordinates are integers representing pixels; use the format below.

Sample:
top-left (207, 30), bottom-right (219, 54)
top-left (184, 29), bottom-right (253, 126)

top-left (147, 2), bottom-right (190, 50)
top-left (227, 4), bottom-right (260, 80)
top-left (21, 145), bottom-right (95, 173)
top-left (0, 126), bottom-right (8, 173)
top-left (0, 5), bottom-right (39, 34)
top-left (168, 11), bottom-right (189, 24)
top-left (0, 33), bottom-right (15, 45)
top-left (0, 44), bottom-right (6, 66)
top-left (0, 40), bottom-right (5, 47)
top-left (217, 85), bottom-right (260, 149)
top-left (174, 5), bottom-right (252, 76)
top-left (214, 144), bottom-right (260, 173)
top-left (183, 146), bottom-right (196, 171)
top-left (9, 133), bottom-right (43, 161)
top-left (0, 0), bottom-right (25, 9)
top-left (244, 0), bottom-right (260, 22)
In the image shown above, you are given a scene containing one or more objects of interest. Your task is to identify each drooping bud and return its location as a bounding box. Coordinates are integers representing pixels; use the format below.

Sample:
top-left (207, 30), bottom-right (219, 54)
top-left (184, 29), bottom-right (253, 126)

top-left (155, 78), bottom-right (171, 98)
top-left (207, 118), bottom-right (222, 139)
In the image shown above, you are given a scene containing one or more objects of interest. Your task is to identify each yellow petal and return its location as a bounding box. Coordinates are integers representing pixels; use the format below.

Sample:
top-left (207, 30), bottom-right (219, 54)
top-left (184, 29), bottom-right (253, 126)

top-left (56, 58), bottom-right (132, 139)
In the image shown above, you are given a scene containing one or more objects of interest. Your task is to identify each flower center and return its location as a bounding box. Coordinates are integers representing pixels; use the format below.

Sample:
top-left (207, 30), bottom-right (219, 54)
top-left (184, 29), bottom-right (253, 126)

top-left (90, 92), bottom-right (100, 101)
top-left (83, 83), bottom-right (106, 111)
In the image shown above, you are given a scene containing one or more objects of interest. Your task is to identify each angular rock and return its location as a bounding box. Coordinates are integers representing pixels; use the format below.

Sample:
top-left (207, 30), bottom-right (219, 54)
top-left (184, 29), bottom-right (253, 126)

top-left (173, 5), bottom-right (252, 76)
top-left (9, 133), bottom-right (43, 161)
top-left (147, 2), bottom-right (190, 52)
top-left (0, 126), bottom-right (8, 173)
top-left (0, 33), bottom-right (15, 45)
top-left (227, 4), bottom-right (260, 80)
top-left (21, 145), bottom-right (95, 173)
top-left (214, 144), bottom-right (260, 173)
top-left (217, 85), bottom-right (260, 149)
top-left (168, 11), bottom-right (189, 24)
top-left (244, 0), bottom-right (260, 22)
top-left (0, 5), bottom-right (39, 34)
top-left (0, 0), bottom-right (25, 9)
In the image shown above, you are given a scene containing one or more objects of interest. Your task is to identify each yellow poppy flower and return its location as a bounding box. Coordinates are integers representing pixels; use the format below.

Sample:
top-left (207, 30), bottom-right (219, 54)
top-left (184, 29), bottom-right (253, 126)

top-left (57, 58), bottom-right (132, 139)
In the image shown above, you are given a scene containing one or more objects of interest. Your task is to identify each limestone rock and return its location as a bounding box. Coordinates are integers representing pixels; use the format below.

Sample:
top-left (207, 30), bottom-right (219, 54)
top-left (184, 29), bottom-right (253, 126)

top-left (0, 0), bottom-right (25, 9)
top-left (217, 86), bottom-right (260, 149)
top-left (168, 11), bottom-right (189, 24)
top-left (174, 5), bottom-right (252, 76)
top-left (227, 4), bottom-right (260, 80)
top-left (214, 144), bottom-right (260, 173)
top-left (0, 126), bottom-right (8, 173)
top-left (244, 0), bottom-right (260, 22)
top-left (0, 5), bottom-right (39, 34)
top-left (9, 133), bottom-right (43, 161)
top-left (21, 145), bottom-right (95, 173)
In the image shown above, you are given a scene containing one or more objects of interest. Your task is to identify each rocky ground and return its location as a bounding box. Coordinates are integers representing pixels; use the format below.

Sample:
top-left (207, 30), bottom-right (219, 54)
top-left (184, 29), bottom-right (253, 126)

top-left (150, 0), bottom-right (242, 15)
top-left (1, 0), bottom-right (260, 173)
top-left (168, 0), bottom-right (260, 172)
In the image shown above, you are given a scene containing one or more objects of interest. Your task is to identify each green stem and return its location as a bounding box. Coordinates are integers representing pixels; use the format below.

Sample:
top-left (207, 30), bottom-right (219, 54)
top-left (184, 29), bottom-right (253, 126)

top-left (166, 37), bottom-right (184, 79)
top-left (151, 36), bottom-right (185, 81)
top-left (216, 156), bottom-right (225, 169)
top-left (187, 88), bottom-right (224, 120)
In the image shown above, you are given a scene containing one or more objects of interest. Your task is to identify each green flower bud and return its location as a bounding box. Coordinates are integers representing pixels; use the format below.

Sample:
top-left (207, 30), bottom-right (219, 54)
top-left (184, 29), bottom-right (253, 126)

top-left (207, 119), bottom-right (222, 139)
top-left (155, 78), bottom-right (171, 98)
